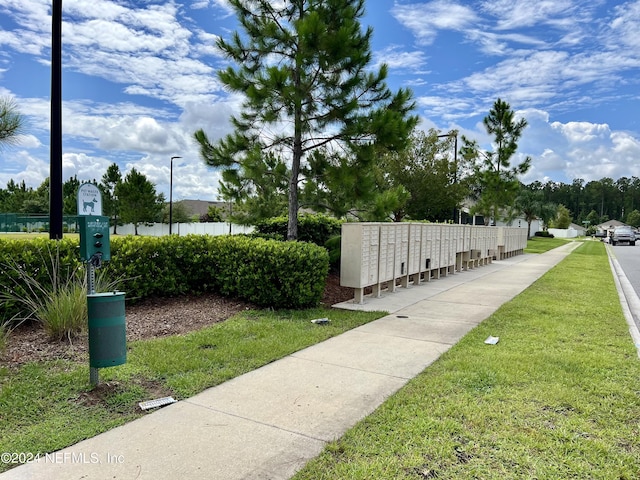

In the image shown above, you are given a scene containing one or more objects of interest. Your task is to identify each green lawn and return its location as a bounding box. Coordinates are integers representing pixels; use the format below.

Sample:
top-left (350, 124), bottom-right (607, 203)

top-left (0, 308), bottom-right (385, 473)
top-left (3, 239), bottom-right (639, 478)
top-left (293, 241), bottom-right (640, 479)
top-left (524, 235), bottom-right (573, 253)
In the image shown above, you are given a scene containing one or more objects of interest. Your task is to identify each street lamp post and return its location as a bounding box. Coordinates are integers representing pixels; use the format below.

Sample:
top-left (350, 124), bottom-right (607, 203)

top-left (169, 156), bottom-right (182, 235)
top-left (50, 0), bottom-right (63, 240)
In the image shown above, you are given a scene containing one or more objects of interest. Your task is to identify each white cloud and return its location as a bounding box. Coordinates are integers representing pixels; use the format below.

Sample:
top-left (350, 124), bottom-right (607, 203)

top-left (190, 0), bottom-right (233, 15)
top-left (374, 45), bottom-right (429, 73)
top-left (391, 1), bottom-right (478, 45)
top-left (1, 0), bottom-right (224, 109)
top-left (608, 0), bottom-right (640, 50)
top-left (0, 150), bottom-right (50, 189)
top-left (62, 152), bottom-right (113, 182)
top-left (481, 0), bottom-right (579, 30)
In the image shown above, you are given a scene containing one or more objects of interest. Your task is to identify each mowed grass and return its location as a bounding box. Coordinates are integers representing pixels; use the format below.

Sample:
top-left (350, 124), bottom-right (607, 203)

top-left (294, 241), bottom-right (640, 479)
top-left (524, 235), bottom-right (572, 253)
top-left (0, 308), bottom-right (384, 473)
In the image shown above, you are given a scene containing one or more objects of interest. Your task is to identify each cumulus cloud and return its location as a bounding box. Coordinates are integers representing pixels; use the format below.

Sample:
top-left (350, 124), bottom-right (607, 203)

top-left (2, 0), bottom-right (224, 109)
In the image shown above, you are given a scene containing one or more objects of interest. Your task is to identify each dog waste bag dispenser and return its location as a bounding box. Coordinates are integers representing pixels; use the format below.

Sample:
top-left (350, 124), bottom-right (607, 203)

top-left (77, 183), bottom-right (125, 378)
top-left (78, 215), bottom-right (111, 264)
top-left (87, 292), bottom-right (126, 368)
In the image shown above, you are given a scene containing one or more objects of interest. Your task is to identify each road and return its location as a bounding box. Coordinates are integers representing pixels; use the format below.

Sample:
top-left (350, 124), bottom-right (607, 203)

top-left (610, 242), bottom-right (640, 296)
top-left (608, 241), bottom-right (640, 337)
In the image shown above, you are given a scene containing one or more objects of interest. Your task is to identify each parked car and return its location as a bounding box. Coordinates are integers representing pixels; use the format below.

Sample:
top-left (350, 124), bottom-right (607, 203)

top-left (611, 226), bottom-right (636, 246)
top-left (635, 230), bottom-right (640, 241)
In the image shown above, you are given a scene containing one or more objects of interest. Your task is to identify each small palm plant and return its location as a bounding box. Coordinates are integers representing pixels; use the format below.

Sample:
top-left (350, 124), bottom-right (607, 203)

top-left (0, 242), bottom-right (118, 343)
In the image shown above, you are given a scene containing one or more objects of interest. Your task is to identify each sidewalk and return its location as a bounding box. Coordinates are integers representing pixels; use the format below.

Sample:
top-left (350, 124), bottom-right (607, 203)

top-left (2, 243), bottom-right (580, 480)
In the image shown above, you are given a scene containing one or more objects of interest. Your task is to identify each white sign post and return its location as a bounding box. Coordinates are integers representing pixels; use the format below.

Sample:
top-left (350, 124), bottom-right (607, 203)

top-left (77, 183), bottom-right (103, 216)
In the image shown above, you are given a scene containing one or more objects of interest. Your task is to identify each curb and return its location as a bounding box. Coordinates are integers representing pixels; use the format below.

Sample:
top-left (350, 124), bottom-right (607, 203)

top-left (606, 244), bottom-right (640, 358)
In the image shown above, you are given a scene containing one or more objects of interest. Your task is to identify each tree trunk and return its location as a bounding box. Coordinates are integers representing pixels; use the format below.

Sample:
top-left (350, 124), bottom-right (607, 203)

top-left (287, 23), bottom-right (303, 242)
top-left (287, 162), bottom-right (299, 241)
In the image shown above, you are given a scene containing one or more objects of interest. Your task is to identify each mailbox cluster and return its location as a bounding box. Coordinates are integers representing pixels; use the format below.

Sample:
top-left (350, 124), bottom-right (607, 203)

top-left (341, 223), bottom-right (528, 303)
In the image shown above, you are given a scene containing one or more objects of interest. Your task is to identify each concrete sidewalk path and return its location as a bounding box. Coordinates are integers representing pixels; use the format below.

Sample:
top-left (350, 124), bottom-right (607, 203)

top-left (1, 243), bottom-right (579, 480)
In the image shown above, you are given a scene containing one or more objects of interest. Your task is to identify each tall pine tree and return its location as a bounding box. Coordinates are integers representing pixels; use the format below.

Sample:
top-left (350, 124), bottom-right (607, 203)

top-left (464, 99), bottom-right (531, 224)
top-left (195, 0), bottom-right (417, 239)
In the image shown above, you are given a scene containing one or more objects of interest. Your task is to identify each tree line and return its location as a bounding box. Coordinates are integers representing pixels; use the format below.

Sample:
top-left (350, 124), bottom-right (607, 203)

top-left (0, 166), bottom-right (169, 235)
top-left (522, 178), bottom-right (640, 228)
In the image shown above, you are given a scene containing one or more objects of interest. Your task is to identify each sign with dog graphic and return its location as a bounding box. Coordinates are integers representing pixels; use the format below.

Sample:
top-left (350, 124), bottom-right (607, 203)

top-left (77, 183), bottom-right (103, 216)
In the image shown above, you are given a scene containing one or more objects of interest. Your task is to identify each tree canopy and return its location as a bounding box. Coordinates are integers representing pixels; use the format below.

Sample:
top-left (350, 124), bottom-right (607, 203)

top-left (114, 168), bottom-right (164, 235)
top-left (464, 99), bottom-right (531, 224)
top-left (0, 96), bottom-right (24, 149)
top-left (195, 0), bottom-right (417, 239)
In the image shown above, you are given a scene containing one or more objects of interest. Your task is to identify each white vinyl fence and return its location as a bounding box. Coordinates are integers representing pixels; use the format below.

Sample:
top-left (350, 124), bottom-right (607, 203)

top-left (112, 222), bottom-right (254, 236)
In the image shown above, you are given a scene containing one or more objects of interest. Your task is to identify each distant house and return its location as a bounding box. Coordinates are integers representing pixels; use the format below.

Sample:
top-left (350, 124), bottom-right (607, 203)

top-left (494, 216), bottom-right (543, 236)
top-left (569, 223), bottom-right (587, 237)
top-left (175, 200), bottom-right (231, 219)
top-left (596, 220), bottom-right (627, 236)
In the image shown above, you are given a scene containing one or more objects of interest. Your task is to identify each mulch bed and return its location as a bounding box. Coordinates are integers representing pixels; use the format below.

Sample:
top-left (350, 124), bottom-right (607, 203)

top-left (1, 272), bottom-right (355, 368)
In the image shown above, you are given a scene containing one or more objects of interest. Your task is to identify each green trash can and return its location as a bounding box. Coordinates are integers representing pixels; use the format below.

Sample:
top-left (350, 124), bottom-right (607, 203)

top-left (87, 292), bottom-right (126, 368)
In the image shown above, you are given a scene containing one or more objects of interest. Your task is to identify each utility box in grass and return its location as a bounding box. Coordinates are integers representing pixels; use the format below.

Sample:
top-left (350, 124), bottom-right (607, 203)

top-left (87, 292), bottom-right (126, 368)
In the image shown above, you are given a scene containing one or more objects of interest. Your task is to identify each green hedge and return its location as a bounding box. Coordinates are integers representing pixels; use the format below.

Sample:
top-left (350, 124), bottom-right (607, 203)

top-left (254, 214), bottom-right (342, 245)
top-left (0, 235), bottom-right (329, 322)
top-left (106, 235), bottom-right (329, 308)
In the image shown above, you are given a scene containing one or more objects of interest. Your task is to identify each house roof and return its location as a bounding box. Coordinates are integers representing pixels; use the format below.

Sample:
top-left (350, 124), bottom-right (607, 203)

top-left (596, 220), bottom-right (627, 230)
top-left (175, 200), bottom-right (230, 217)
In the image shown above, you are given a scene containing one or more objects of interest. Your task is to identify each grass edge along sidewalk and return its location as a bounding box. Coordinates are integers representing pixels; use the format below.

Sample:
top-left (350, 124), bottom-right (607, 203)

top-left (294, 241), bottom-right (640, 480)
top-left (0, 308), bottom-right (386, 474)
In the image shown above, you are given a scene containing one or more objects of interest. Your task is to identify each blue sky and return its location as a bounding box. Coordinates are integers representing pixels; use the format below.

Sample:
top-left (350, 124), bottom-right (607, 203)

top-left (1, 0), bottom-right (639, 202)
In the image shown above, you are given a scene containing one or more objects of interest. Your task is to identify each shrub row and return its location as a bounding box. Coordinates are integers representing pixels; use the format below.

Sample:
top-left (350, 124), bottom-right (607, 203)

top-left (105, 235), bottom-right (329, 308)
top-left (254, 214), bottom-right (342, 246)
top-left (0, 235), bottom-right (330, 322)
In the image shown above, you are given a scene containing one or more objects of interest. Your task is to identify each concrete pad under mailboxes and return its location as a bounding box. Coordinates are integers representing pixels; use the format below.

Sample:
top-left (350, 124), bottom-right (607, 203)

top-left (2, 400), bottom-right (325, 480)
top-left (187, 355), bottom-right (409, 442)
top-left (354, 315), bottom-right (480, 344)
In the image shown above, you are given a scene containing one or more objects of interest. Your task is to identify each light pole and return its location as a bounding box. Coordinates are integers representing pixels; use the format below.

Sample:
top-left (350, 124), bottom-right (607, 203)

top-left (50, 0), bottom-right (63, 240)
top-left (169, 156), bottom-right (182, 234)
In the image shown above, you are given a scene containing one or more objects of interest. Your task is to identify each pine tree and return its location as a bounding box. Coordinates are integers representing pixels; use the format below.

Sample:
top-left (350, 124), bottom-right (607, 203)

top-left (0, 96), bottom-right (24, 149)
top-left (195, 0), bottom-right (417, 239)
top-left (114, 168), bottom-right (163, 235)
top-left (100, 163), bottom-right (122, 234)
top-left (465, 99), bottom-right (531, 224)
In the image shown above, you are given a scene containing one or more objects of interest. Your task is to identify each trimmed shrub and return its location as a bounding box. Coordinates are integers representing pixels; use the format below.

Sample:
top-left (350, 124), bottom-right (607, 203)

top-left (254, 214), bottom-right (342, 245)
top-left (324, 235), bottom-right (341, 269)
top-left (105, 235), bottom-right (329, 308)
top-left (534, 231), bottom-right (555, 238)
top-left (0, 234), bottom-right (329, 324)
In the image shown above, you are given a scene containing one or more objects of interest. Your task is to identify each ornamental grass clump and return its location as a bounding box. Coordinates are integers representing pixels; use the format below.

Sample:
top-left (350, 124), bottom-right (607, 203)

top-left (0, 242), bottom-right (117, 342)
